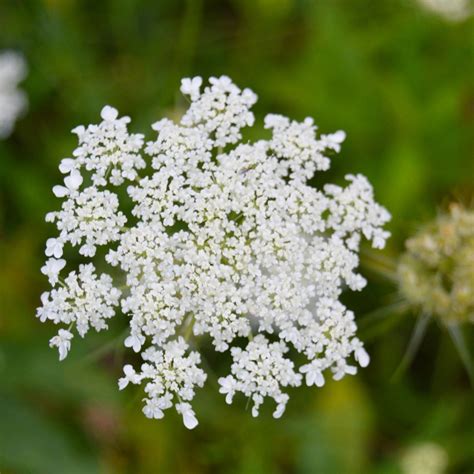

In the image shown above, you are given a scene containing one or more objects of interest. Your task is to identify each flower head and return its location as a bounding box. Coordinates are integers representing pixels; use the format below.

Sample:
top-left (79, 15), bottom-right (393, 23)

top-left (398, 204), bottom-right (474, 324)
top-left (38, 76), bottom-right (390, 428)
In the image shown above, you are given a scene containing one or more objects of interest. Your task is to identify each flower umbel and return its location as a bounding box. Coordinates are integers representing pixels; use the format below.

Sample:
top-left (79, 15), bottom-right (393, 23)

top-left (398, 204), bottom-right (474, 324)
top-left (37, 76), bottom-right (390, 428)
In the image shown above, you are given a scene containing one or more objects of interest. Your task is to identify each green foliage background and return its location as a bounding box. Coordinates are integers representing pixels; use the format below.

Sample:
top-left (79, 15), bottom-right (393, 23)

top-left (0, 0), bottom-right (473, 473)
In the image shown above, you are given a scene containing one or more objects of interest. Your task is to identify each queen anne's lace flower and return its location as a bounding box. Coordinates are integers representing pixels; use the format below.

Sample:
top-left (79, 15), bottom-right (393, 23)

top-left (37, 75), bottom-right (390, 428)
top-left (0, 51), bottom-right (27, 138)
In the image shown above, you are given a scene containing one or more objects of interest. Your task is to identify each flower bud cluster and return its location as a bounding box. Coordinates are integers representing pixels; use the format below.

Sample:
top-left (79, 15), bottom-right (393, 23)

top-left (398, 204), bottom-right (474, 324)
top-left (38, 76), bottom-right (390, 428)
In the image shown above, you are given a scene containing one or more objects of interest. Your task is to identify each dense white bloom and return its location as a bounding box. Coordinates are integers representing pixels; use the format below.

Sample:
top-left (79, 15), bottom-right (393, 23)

top-left (0, 51), bottom-right (27, 138)
top-left (70, 106), bottom-right (145, 186)
top-left (219, 335), bottom-right (301, 418)
top-left (37, 264), bottom-right (121, 358)
top-left (324, 174), bottom-right (391, 250)
top-left (46, 186), bottom-right (127, 257)
top-left (38, 76), bottom-right (390, 428)
top-left (264, 114), bottom-right (333, 179)
top-left (181, 75), bottom-right (257, 147)
top-left (118, 338), bottom-right (206, 428)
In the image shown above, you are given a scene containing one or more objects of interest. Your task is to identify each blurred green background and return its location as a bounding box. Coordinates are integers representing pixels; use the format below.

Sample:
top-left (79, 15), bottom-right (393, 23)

top-left (0, 0), bottom-right (473, 473)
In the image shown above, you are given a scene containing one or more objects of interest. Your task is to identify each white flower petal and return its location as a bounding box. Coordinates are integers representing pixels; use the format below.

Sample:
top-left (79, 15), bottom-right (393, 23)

top-left (64, 171), bottom-right (83, 190)
top-left (59, 158), bottom-right (75, 174)
top-left (52, 185), bottom-right (69, 198)
top-left (101, 105), bottom-right (118, 121)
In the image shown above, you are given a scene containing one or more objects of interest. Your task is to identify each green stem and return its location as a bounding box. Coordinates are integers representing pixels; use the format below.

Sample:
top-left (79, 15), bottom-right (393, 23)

top-left (183, 314), bottom-right (195, 342)
top-left (446, 323), bottom-right (474, 387)
top-left (391, 312), bottom-right (431, 382)
top-left (76, 328), bottom-right (129, 366)
top-left (361, 248), bottom-right (398, 282)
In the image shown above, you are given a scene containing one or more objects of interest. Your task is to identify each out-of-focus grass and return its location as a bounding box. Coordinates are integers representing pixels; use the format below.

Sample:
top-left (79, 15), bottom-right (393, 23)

top-left (0, 1), bottom-right (473, 473)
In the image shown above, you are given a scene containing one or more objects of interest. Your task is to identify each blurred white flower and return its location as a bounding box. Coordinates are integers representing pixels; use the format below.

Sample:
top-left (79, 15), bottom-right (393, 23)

top-left (417, 0), bottom-right (472, 21)
top-left (400, 442), bottom-right (448, 474)
top-left (0, 51), bottom-right (27, 138)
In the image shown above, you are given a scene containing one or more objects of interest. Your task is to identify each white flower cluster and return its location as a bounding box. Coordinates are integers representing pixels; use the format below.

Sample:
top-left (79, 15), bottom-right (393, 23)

top-left (118, 337), bottom-right (206, 429)
top-left (37, 76), bottom-right (390, 428)
top-left (0, 51), bottom-right (27, 138)
top-left (38, 264), bottom-right (121, 358)
top-left (219, 335), bottom-right (301, 418)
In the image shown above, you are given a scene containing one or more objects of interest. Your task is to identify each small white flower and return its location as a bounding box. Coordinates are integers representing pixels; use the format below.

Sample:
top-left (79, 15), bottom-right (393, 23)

top-left (59, 158), bottom-right (75, 174)
top-left (176, 402), bottom-right (199, 430)
top-left (45, 238), bottom-right (64, 258)
top-left (124, 333), bottom-right (145, 352)
top-left (143, 398), bottom-right (167, 419)
top-left (64, 170), bottom-right (83, 190)
top-left (180, 76), bottom-right (202, 100)
top-left (355, 347), bottom-right (370, 368)
top-left (333, 364), bottom-right (358, 381)
top-left (300, 364), bottom-right (326, 387)
top-left (37, 292), bottom-right (51, 322)
top-left (272, 395), bottom-right (289, 419)
top-left (218, 375), bottom-right (236, 404)
top-left (273, 404), bottom-right (286, 419)
top-left (100, 105), bottom-right (119, 121)
top-left (52, 185), bottom-right (69, 198)
top-left (40, 258), bottom-right (66, 285)
top-left (320, 130), bottom-right (346, 152)
top-left (53, 170), bottom-right (83, 197)
top-left (49, 329), bottom-right (73, 361)
top-left (118, 364), bottom-right (142, 389)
